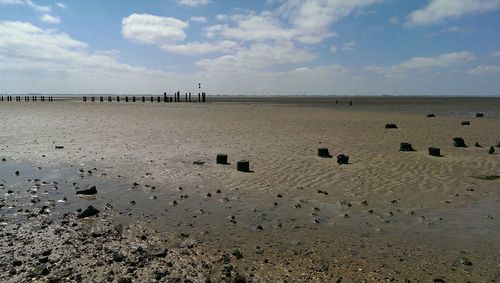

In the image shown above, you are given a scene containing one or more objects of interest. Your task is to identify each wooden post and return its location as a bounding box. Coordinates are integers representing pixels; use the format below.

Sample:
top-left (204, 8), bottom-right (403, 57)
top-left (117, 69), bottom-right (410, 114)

top-left (150, 96), bottom-right (153, 102)
top-left (133, 96), bottom-right (136, 102)
top-left (117, 96), bottom-right (120, 102)
top-left (237, 160), bottom-right (250, 172)
top-left (142, 96), bottom-right (145, 102)
top-left (125, 96), bottom-right (129, 102)
top-left (83, 96), bottom-right (87, 102)
top-left (216, 154), bottom-right (228, 164)
top-left (349, 100), bottom-right (352, 106)
top-left (157, 96), bottom-right (160, 102)
top-left (108, 96), bottom-right (111, 102)
top-left (100, 96), bottom-right (103, 102)
top-left (185, 93), bottom-right (187, 102)
top-left (198, 93), bottom-right (200, 102)
top-left (164, 92), bottom-right (167, 102)
top-left (189, 92), bottom-right (191, 102)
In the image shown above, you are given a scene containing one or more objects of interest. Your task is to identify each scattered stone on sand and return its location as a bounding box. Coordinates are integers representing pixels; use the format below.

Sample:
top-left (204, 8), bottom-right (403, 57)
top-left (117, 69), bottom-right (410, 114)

top-left (337, 154), bottom-right (349, 165)
top-left (489, 146), bottom-right (495, 154)
top-left (475, 113), bottom-right (484, 117)
top-left (385, 124), bottom-right (398, 129)
top-left (317, 190), bottom-right (328, 196)
top-left (317, 148), bottom-right (333, 158)
top-left (193, 160), bottom-right (205, 165)
top-left (453, 137), bottom-right (467, 148)
top-left (54, 145), bottom-right (64, 149)
top-left (461, 121), bottom-right (470, 126)
top-left (77, 206), bottom-right (100, 218)
top-left (76, 186), bottom-right (97, 195)
top-left (399, 143), bottom-right (415, 152)
top-left (475, 142), bottom-right (482, 147)
top-left (426, 114), bottom-right (435, 117)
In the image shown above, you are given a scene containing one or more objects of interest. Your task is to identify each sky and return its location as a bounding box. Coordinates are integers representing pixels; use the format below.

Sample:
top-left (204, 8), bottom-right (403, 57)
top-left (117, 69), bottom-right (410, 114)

top-left (0, 0), bottom-right (499, 96)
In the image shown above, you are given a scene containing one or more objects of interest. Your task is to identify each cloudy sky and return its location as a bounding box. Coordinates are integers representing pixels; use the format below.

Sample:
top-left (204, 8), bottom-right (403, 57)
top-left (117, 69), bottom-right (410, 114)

top-left (0, 0), bottom-right (499, 95)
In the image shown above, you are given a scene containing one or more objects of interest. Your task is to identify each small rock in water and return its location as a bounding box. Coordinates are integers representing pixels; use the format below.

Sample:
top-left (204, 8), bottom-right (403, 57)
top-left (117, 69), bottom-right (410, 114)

top-left (15, 171), bottom-right (20, 176)
top-left (77, 206), bottom-right (100, 218)
top-left (76, 186), bottom-right (97, 195)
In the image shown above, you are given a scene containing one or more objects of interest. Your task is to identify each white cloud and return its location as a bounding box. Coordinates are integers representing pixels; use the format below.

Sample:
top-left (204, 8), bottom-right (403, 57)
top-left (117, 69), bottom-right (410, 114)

top-left (197, 42), bottom-right (316, 71)
top-left (365, 51), bottom-right (474, 77)
top-left (407, 0), bottom-right (500, 26)
top-left (469, 65), bottom-right (500, 74)
top-left (330, 44), bottom-right (337, 53)
top-left (341, 41), bottom-right (355, 51)
top-left (39, 14), bottom-right (60, 24)
top-left (389, 16), bottom-right (399, 25)
top-left (176, 0), bottom-right (210, 7)
top-left (161, 40), bottom-right (237, 55)
top-left (0, 0), bottom-right (51, 12)
top-left (190, 16), bottom-right (207, 23)
top-left (0, 21), bottom-right (180, 93)
top-left (56, 2), bottom-right (65, 8)
top-left (276, 0), bottom-right (382, 44)
top-left (122, 14), bottom-right (188, 44)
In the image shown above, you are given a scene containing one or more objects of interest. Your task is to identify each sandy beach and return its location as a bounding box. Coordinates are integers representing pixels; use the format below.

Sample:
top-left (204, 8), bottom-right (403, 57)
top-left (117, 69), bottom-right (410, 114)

top-left (0, 97), bottom-right (499, 282)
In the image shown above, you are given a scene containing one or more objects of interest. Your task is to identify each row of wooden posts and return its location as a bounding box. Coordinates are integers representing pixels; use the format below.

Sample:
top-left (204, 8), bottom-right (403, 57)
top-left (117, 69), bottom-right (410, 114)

top-left (0, 95), bottom-right (53, 102)
top-left (83, 92), bottom-right (207, 103)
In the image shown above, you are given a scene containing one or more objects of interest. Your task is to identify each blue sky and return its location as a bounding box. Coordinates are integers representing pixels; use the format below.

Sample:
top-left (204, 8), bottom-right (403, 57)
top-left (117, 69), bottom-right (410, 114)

top-left (0, 0), bottom-right (499, 95)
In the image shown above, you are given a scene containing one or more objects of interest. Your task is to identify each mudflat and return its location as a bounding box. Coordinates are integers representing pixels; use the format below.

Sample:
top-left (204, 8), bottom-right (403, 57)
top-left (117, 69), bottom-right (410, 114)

top-left (0, 97), bottom-right (499, 282)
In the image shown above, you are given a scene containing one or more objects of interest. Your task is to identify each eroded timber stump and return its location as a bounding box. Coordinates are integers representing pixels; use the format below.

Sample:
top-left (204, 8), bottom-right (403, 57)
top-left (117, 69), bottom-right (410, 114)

top-left (453, 137), bottom-right (467, 147)
top-left (216, 154), bottom-right (228, 164)
top-left (428, 147), bottom-right (441, 157)
top-left (318, 148), bottom-right (333, 158)
top-left (237, 160), bottom-right (250, 172)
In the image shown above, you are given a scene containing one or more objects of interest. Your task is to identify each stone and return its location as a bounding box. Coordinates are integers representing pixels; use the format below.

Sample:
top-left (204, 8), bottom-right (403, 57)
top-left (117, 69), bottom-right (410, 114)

top-left (489, 146), bottom-right (495, 154)
top-left (54, 146), bottom-right (64, 149)
top-left (233, 274), bottom-right (247, 283)
top-left (428, 147), bottom-right (441, 156)
top-left (426, 114), bottom-right (435, 117)
top-left (385, 124), bottom-right (398, 129)
top-left (453, 137), bottom-right (467, 147)
top-left (76, 186), bottom-right (97, 195)
top-left (77, 206), bottom-right (100, 218)
top-left (232, 250), bottom-right (243, 259)
top-left (317, 148), bottom-right (332, 158)
top-left (399, 143), bottom-right (415, 152)
top-left (461, 121), bottom-right (470, 126)
top-left (475, 142), bottom-right (482, 147)
top-left (475, 113), bottom-right (484, 117)
top-left (337, 154), bottom-right (349, 165)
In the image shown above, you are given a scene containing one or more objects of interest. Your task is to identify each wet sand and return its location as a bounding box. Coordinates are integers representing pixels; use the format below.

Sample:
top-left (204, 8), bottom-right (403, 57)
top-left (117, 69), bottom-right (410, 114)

top-left (0, 97), bottom-right (499, 282)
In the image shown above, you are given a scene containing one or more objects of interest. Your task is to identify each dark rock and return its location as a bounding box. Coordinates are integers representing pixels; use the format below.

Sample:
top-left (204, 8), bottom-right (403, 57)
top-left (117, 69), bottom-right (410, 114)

top-left (475, 142), bottom-right (482, 147)
top-left (1, 158), bottom-right (5, 161)
top-left (433, 278), bottom-right (446, 283)
top-left (317, 190), bottom-right (328, 195)
top-left (216, 154), bottom-right (228, 164)
top-left (426, 114), bottom-right (435, 117)
top-left (385, 124), bottom-right (398, 129)
top-left (76, 186), bottom-right (97, 195)
top-left (193, 160), bottom-right (205, 165)
top-left (12, 260), bottom-right (22, 267)
top-left (428, 147), bottom-right (441, 157)
top-left (318, 148), bottom-right (332, 158)
top-left (112, 252), bottom-right (126, 262)
top-left (233, 274), bottom-right (247, 283)
top-left (453, 137), bottom-right (467, 148)
top-left (117, 277), bottom-right (133, 283)
top-left (489, 146), bottom-right (495, 154)
top-left (77, 206), bottom-right (100, 218)
top-left (55, 146), bottom-right (64, 149)
top-left (15, 170), bottom-right (20, 176)
top-left (461, 121), bottom-right (470, 126)
top-left (232, 250), bottom-right (243, 259)
top-left (399, 143), bottom-right (415, 152)
top-left (276, 194), bottom-right (282, 198)
top-left (337, 154), bottom-right (349, 164)
top-left (457, 256), bottom-right (472, 266)
top-left (475, 113), bottom-right (484, 117)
